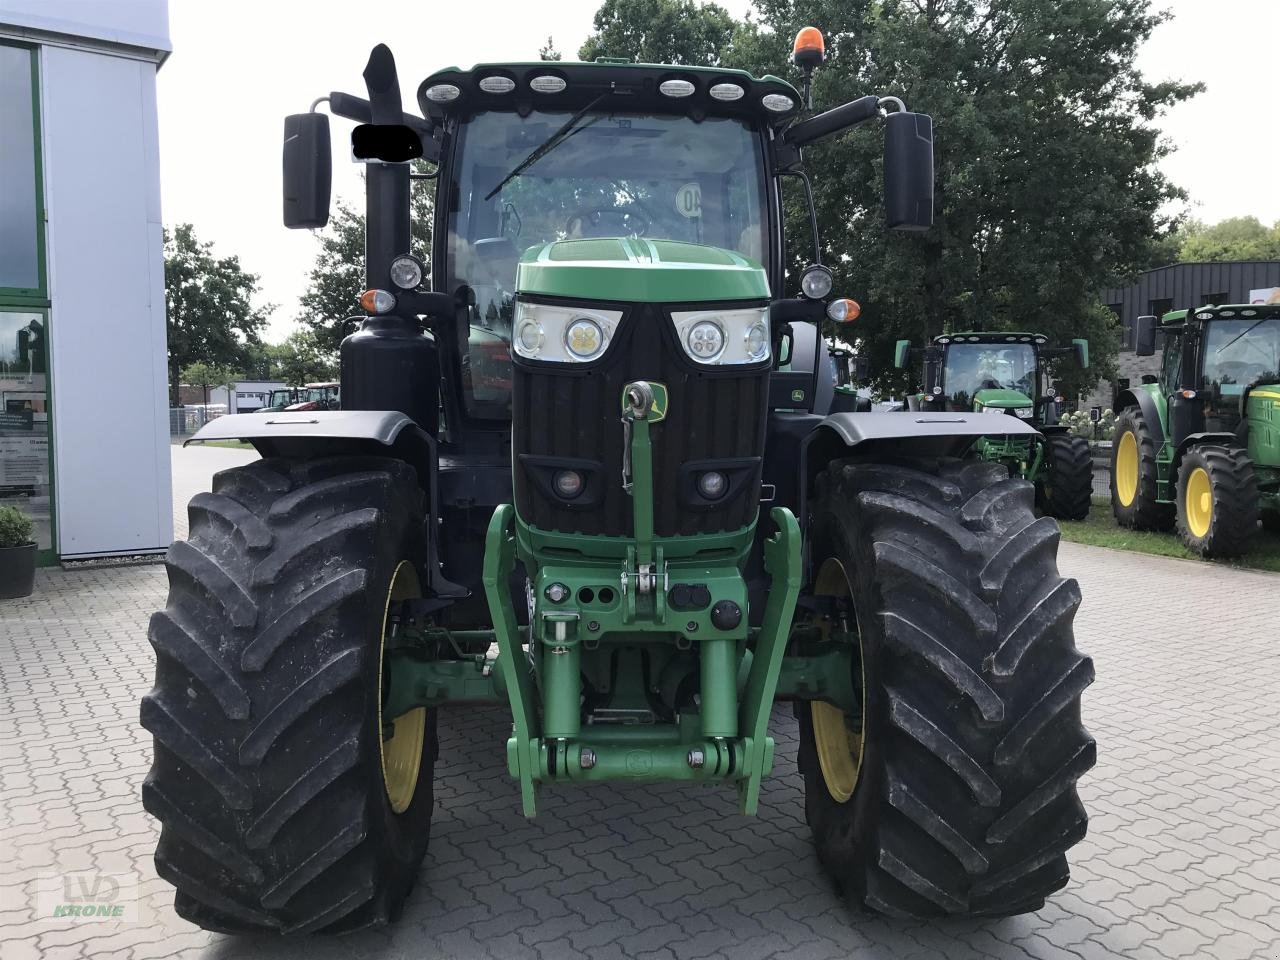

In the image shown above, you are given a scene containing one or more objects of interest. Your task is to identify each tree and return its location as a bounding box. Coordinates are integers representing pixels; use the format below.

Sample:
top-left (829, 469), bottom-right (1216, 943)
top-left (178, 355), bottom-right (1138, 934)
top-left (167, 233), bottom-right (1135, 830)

top-left (579, 0), bottom-right (1201, 395)
top-left (165, 224), bottom-right (271, 406)
top-left (1176, 216), bottom-right (1280, 263)
top-left (539, 36), bottom-right (563, 61)
top-left (274, 329), bottom-right (339, 386)
top-left (579, 0), bottom-right (740, 65)
top-left (180, 361), bottom-right (240, 407)
top-left (297, 162), bottom-right (435, 354)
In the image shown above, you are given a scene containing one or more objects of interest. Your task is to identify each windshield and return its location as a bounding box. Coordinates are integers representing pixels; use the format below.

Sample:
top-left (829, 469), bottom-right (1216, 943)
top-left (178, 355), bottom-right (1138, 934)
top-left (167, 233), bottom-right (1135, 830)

top-left (1202, 317), bottom-right (1280, 395)
top-left (941, 343), bottom-right (1037, 408)
top-left (445, 109), bottom-right (769, 418)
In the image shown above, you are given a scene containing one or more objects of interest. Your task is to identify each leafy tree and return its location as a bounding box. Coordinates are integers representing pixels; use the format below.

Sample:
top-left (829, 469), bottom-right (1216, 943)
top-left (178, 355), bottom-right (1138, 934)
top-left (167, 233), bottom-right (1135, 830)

top-left (297, 163), bottom-right (435, 354)
top-left (539, 36), bottom-right (563, 61)
top-left (1175, 216), bottom-right (1280, 263)
top-left (180, 361), bottom-right (240, 407)
top-left (579, 0), bottom-right (740, 65)
top-left (580, 0), bottom-right (1200, 394)
top-left (274, 329), bottom-right (339, 386)
top-left (165, 224), bottom-right (271, 405)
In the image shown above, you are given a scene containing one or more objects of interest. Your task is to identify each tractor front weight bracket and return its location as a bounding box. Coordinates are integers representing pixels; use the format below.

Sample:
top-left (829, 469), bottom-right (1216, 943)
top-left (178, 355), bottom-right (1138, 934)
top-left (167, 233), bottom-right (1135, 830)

top-left (481, 380), bottom-right (802, 818)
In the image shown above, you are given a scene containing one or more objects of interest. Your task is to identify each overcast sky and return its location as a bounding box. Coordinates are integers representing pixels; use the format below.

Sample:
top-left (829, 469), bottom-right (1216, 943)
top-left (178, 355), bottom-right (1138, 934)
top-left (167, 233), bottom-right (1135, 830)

top-left (156, 0), bottom-right (1280, 342)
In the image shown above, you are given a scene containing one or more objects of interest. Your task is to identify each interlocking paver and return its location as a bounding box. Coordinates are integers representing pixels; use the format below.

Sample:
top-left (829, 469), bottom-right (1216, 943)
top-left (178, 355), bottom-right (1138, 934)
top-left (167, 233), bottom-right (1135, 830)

top-left (1, 450), bottom-right (1278, 958)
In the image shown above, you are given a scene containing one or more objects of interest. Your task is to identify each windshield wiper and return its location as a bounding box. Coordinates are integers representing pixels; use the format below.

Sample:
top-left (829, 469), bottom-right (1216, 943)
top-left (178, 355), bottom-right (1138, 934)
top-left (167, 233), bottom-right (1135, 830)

top-left (484, 92), bottom-right (610, 201)
top-left (1214, 317), bottom-right (1273, 357)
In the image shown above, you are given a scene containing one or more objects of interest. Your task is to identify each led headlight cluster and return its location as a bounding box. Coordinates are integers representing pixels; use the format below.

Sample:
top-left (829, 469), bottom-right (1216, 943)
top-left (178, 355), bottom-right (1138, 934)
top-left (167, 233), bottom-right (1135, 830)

top-left (512, 301), bottom-right (623, 363)
top-left (671, 307), bottom-right (771, 365)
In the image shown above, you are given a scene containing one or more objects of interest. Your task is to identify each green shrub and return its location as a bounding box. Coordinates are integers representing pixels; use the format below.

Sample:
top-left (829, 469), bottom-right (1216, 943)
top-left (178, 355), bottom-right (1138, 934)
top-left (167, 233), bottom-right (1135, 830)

top-left (0, 505), bottom-right (35, 548)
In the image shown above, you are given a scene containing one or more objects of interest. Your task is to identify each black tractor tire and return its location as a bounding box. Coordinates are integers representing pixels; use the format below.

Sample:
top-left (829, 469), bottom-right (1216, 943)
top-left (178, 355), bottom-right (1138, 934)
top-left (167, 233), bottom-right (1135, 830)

top-left (798, 458), bottom-right (1095, 918)
top-left (1175, 445), bottom-right (1259, 557)
top-left (1110, 408), bottom-right (1173, 530)
top-left (141, 455), bottom-right (436, 935)
top-left (1036, 434), bottom-right (1093, 521)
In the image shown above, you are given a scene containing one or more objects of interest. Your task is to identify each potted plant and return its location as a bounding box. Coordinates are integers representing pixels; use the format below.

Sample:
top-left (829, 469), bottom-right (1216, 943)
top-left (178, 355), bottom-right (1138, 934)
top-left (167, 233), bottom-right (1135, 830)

top-left (0, 505), bottom-right (37, 600)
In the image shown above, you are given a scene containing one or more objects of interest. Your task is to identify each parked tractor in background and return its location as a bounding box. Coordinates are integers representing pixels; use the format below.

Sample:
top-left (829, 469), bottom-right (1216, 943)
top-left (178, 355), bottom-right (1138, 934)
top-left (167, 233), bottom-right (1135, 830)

top-left (260, 387), bottom-right (302, 412)
top-left (140, 32), bottom-right (1094, 936)
top-left (892, 332), bottom-right (1093, 519)
top-left (1113, 303), bottom-right (1280, 556)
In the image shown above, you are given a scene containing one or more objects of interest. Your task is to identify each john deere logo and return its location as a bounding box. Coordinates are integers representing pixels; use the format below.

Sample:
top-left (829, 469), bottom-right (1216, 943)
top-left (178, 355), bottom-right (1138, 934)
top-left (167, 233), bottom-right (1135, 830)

top-left (791, 389), bottom-right (805, 403)
top-left (620, 382), bottom-right (669, 422)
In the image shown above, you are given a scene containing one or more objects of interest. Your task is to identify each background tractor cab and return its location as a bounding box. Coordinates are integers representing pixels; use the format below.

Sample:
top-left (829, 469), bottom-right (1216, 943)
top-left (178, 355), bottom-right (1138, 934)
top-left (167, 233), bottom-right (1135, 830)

top-left (893, 331), bottom-right (1094, 519)
top-left (260, 387), bottom-right (302, 412)
top-left (1114, 302), bottom-right (1280, 555)
top-left (284, 381), bottom-right (340, 411)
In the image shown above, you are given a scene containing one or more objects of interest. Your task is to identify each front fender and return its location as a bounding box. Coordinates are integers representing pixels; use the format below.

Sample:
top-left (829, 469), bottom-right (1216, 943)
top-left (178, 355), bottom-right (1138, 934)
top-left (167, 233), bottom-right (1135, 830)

top-left (1116, 388), bottom-right (1167, 449)
top-left (813, 411), bottom-right (1039, 457)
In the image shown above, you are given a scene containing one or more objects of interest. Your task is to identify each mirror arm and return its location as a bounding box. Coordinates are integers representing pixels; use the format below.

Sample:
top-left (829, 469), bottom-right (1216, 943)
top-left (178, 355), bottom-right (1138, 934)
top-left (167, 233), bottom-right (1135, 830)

top-left (779, 169), bottom-right (822, 266)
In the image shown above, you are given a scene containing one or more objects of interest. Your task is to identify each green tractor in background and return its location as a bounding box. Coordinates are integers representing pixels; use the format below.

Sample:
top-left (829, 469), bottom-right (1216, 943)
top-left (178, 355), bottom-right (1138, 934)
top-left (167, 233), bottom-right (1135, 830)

top-left (893, 331), bottom-right (1094, 519)
top-left (1113, 302), bottom-right (1280, 556)
top-left (140, 32), bottom-right (1094, 935)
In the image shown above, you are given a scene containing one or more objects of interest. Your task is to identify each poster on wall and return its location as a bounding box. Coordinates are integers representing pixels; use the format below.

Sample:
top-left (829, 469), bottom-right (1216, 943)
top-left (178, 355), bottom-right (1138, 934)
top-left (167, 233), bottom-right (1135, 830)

top-left (1249, 288), bottom-right (1280, 305)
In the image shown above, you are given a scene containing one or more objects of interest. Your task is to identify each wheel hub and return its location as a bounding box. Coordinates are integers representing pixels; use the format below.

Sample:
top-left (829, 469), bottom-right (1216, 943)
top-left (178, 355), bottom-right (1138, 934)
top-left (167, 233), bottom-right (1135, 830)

top-left (379, 561), bottom-right (426, 813)
top-left (1115, 431), bottom-right (1138, 507)
top-left (1185, 466), bottom-right (1213, 539)
top-left (810, 558), bottom-right (866, 804)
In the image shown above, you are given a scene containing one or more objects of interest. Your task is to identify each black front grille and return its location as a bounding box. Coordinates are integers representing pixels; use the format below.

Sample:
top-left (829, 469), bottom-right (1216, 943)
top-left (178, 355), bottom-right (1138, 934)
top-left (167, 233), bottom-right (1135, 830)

top-left (512, 300), bottom-right (769, 537)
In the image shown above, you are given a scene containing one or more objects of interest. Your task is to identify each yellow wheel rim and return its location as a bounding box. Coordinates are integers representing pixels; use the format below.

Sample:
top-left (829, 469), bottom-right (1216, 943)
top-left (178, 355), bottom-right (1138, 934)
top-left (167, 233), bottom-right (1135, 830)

top-left (378, 561), bottom-right (426, 814)
top-left (1185, 466), bottom-right (1213, 539)
top-left (1115, 431), bottom-right (1139, 507)
top-left (810, 558), bottom-right (866, 804)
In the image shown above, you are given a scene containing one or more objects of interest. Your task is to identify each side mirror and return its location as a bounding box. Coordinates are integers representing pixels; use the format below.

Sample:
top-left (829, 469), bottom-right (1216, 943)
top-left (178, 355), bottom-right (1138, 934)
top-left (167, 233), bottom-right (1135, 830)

top-left (1134, 315), bottom-right (1157, 357)
top-left (1072, 338), bottom-right (1090, 369)
top-left (894, 339), bottom-right (911, 368)
top-left (351, 123), bottom-right (423, 163)
top-left (283, 113), bottom-right (332, 229)
top-left (851, 355), bottom-right (870, 382)
top-left (884, 111), bottom-right (934, 231)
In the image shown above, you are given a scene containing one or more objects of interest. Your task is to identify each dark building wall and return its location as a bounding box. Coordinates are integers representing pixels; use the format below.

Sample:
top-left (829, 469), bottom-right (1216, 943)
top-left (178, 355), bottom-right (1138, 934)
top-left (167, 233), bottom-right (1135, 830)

top-left (1084, 261), bottom-right (1280, 410)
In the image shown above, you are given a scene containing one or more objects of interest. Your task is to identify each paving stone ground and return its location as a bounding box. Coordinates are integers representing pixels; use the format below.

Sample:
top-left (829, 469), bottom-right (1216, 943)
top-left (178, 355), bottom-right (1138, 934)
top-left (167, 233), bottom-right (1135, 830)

top-left (1, 448), bottom-right (1278, 959)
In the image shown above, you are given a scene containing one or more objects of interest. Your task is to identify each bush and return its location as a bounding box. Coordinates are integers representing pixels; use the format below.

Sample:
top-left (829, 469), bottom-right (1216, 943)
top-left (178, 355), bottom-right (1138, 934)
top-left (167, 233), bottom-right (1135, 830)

top-left (1060, 407), bottom-right (1115, 441)
top-left (0, 505), bottom-right (35, 548)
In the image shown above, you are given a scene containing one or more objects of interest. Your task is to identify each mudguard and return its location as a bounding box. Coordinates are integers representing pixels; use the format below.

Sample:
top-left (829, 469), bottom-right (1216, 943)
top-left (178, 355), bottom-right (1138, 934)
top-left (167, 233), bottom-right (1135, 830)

top-left (814, 410), bottom-right (1038, 456)
top-left (1116, 388), bottom-right (1166, 449)
top-left (187, 409), bottom-right (464, 598)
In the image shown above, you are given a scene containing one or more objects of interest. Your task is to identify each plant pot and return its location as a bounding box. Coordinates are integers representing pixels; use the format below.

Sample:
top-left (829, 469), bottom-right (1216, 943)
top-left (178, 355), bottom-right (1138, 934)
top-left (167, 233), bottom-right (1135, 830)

top-left (0, 542), bottom-right (37, 600)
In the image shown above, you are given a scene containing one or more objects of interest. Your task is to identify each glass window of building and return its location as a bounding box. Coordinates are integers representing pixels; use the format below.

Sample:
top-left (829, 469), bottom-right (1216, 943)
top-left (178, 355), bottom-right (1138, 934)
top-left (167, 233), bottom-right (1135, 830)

top-left (1, 43), bottom-right (42, 295)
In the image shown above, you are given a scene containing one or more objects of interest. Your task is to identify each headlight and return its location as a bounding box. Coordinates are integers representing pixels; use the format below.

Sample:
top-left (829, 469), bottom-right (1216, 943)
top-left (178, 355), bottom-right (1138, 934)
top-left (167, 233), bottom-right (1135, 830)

top-left (1014, 407), bottom-right (1034, 418)
top-left (800, 264), bottom-right (833, 300)
top-left (389, 255), bottom-right (424, 290)
top-left (672, 307), bottom-right (770, 365)
top-left (512, 301), bottom-right (622, 362)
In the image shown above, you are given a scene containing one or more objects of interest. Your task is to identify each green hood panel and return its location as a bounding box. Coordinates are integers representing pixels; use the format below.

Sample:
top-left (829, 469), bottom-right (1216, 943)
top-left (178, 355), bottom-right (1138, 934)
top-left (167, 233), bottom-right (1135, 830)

top-left (516, 238), bottom-right (770, 303)
top-left (974, 388), bottom-right (1033, 409)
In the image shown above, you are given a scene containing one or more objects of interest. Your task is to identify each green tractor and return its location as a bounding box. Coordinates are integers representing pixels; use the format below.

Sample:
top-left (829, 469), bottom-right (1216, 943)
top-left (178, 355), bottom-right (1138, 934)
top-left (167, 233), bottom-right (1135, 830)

top-left (893, 331), bottom-right (1094, 520)
top-left (141, 34), bottom-right (1094, 934)
top-left (1112, 302), bottom-right (1280, 556)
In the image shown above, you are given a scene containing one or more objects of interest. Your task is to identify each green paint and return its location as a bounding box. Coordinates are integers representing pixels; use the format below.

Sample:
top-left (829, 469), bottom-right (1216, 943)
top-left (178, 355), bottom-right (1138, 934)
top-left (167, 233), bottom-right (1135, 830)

top-left (517, 237), bottom-right (770, 302)
top-left (973, 387), bottom-right (1033, 410)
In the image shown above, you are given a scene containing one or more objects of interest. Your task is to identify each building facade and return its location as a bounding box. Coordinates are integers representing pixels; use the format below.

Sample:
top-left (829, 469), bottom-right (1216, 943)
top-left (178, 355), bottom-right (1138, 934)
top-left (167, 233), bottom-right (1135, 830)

top-left (1086, 261), bottom-right (1280, 410)
top-left (1, 3), bottom-right (172, 563)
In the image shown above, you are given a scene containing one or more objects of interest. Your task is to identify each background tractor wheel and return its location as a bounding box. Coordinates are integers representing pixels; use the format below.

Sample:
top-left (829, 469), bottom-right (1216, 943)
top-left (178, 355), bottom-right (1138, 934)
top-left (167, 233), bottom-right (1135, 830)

top-left (141, 456), bottom-right (436, 934)
top-left (1036, 434), bottom-right (1093, 520)
top-left (1175, 445), bottom-right (1258, 557)
top-left (1110, 408), bottom-right (1172, 530)
top-left (799, 458), bottom-right (1095, 918)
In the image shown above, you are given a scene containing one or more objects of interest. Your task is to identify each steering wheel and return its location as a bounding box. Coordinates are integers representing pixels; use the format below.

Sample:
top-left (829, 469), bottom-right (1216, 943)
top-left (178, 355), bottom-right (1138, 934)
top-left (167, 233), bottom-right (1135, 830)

top-left (565, 206), bottom-right (650, 238)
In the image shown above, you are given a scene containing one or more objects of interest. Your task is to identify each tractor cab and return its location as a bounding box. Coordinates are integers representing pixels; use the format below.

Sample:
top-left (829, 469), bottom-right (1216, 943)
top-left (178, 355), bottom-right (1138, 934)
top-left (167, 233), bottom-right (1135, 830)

top-left (895, 331), bottom-right (1087, 426)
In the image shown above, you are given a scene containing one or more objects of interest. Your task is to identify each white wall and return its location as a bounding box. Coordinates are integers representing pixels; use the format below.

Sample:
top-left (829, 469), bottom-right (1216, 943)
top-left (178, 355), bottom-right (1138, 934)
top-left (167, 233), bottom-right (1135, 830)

top-left (0, 1), bottom-right (169, 53)
top-left (41, 44), bottom-right (172, 557)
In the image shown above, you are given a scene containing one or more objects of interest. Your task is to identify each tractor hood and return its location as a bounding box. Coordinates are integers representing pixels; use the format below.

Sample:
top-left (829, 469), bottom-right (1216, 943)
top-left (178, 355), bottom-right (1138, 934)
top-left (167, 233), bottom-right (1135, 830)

top-left (974, 388), bottom-right (1033, 411)
top-left (515, 237), bottom-right (769, 303)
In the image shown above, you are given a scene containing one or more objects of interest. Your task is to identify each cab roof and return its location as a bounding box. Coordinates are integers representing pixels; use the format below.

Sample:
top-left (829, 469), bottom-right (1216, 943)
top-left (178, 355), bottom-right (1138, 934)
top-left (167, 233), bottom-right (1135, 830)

top-left (932, 331), bottom-right (1050, 345)
top-left (1165, 303), bottom-right (1280, 324)
top-left (417, 60), bottom-right (802, 127)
